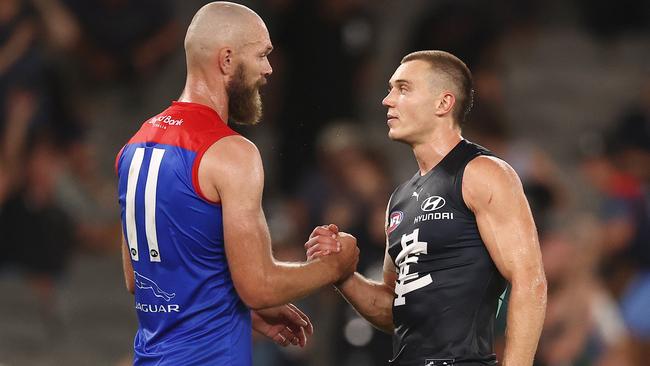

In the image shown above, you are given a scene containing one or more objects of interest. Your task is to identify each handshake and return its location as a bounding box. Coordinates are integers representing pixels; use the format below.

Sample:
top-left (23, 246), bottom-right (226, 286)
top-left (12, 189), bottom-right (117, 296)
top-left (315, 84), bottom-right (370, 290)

top-left (304, 224), bottom-right (359, 285)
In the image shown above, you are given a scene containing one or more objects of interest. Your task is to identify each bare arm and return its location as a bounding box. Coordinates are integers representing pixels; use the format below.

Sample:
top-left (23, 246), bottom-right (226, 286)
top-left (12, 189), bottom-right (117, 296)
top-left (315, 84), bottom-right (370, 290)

top-left (0, 20), bottom-right (36, 75)
top-left (122, 221), bottom-right (312, 347)
top-left (463, 156), bottom-right (547, 366)
top-left (200, 136), bottom-right (358, 310)
top-left (305, 217), bottom-right (397, 334)
top-left (121, 233), bottom-right (135, 294)
top-left (2, 91), bottom-right (35, 188)
top-left (332, 249), bottom-right (397, 334)
top-left (31, 0), bottom-right (80, 50)
top-left (251, 303), bottom-right (314, 348)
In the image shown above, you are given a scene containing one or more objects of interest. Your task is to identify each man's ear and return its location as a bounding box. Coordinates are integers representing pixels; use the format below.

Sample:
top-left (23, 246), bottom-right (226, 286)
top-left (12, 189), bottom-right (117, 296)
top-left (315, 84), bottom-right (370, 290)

top-left (434, 92), bottom-right (456, 117)
top-left (218, 47), bottom-right (234, 75)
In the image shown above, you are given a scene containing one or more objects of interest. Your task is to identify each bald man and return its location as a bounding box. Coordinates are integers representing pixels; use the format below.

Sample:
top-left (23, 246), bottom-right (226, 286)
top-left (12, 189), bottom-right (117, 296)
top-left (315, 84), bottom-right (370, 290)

top-left (115, 3), bottom-right (359, 365)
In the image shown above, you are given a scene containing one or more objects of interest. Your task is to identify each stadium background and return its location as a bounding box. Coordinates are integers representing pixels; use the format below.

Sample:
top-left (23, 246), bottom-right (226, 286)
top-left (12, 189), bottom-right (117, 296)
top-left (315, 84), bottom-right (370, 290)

top-left (1, 0), bottom-right (649, 365)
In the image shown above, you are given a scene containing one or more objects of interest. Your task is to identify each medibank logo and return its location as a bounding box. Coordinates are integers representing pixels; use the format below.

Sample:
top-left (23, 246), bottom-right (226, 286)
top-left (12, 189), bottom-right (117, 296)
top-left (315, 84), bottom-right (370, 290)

top-left (149, 115), bottom-right (184, 127)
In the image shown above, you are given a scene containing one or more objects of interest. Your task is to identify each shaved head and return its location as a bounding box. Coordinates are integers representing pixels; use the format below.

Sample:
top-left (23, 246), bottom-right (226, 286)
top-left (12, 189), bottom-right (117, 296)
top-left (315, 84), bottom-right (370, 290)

top-left (181, 2), bottom-right (273, 125)
top-left (184, 2), bottom-right (268, 68)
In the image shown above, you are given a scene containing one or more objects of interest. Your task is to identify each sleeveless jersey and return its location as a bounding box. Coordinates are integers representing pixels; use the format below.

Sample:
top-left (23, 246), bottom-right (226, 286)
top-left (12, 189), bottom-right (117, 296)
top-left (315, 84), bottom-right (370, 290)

top-left (386, 140), bottom-right (507, 366)
top-left (116, 101), bottom-right (252, 365)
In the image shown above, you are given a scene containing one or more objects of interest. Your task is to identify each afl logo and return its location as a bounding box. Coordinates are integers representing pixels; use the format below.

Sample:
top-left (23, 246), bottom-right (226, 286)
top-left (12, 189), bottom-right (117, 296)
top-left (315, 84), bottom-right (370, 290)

top-left (421, 196), bottom-right (446, 212)
top-left (387, 211), bottom-right (404, 234)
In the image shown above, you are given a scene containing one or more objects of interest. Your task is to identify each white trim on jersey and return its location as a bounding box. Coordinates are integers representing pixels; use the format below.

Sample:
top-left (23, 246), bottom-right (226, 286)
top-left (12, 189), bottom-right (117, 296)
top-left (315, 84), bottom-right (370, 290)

top-left (126, 147), bottom-right (145, 261)
top-left (145, 148), bottom-right (165, 262)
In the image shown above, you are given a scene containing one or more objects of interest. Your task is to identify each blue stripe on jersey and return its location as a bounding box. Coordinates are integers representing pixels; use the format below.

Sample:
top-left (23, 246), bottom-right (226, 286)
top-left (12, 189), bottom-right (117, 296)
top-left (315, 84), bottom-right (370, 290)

top-left (117, 142), bottom-right (251, 366)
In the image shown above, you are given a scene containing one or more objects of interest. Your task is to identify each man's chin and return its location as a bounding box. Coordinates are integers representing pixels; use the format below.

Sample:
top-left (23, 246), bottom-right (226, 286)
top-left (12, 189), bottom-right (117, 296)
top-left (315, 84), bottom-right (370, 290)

top-left (387, 129), bottom-right (401, 141)
top-left (387, 130), bottom-right (411, 145)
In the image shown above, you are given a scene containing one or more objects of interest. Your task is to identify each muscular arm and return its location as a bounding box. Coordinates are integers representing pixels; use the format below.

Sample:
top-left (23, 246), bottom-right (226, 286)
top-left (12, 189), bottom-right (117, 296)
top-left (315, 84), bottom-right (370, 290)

top-left (200, 136), bottom-right (357, 310)
top-left (333, 248), bottom-right (397, 334)
top-left (463, 156), bottom-right (547, 366)
top-left (305, 207), bottom-right (397, 334)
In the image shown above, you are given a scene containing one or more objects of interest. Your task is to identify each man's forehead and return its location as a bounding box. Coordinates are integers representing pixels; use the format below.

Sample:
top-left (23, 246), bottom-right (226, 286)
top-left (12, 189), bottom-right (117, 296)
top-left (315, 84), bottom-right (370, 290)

top-left (389, 61), bottom-right (430, 84)
top-left (242, 38), bottom-right (273, 52)
top-left (241, 25), bottom-right (272, 48)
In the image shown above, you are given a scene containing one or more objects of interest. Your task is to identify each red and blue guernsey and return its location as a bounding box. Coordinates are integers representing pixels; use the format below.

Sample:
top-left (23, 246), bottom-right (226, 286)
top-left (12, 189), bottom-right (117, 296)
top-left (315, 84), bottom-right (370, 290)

top-left (116, 102), bottom-right (251, 365)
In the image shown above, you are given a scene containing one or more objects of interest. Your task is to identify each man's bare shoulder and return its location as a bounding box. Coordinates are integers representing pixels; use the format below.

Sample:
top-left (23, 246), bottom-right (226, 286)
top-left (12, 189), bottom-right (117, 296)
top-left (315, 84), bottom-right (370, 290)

top-left (466, 155), bottom-right (518, 180)
top-left (463, 155), bottom-right (523, 209)
top-left (198, 135), bottom-right (264, 202)
top-left (205, 135), bottom-right (259, 160)
top-left (202, 135), bottom-right (262, 172)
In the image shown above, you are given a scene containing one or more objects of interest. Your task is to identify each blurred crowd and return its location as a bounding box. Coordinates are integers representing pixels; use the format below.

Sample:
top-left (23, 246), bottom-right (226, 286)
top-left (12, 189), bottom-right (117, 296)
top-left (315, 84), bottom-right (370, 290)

top-left (1, 0), bottom-right (649, 365)
top-left (0, 0), bottom-right (179, 338)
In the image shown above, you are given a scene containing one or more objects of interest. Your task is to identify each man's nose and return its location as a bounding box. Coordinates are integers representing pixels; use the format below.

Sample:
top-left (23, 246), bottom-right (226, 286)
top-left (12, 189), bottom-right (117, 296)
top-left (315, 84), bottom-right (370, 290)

top-left (382, 92), bottom-right (394, 107)
top-left (263, 59), bottom-right (272, 76)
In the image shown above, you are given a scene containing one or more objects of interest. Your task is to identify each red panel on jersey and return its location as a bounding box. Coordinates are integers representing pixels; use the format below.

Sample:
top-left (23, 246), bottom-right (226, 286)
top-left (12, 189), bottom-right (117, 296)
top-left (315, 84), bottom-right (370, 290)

top-left (127, 101), bottom-right (237, 151)
top-left (117, 101), bottom-right (238, 203)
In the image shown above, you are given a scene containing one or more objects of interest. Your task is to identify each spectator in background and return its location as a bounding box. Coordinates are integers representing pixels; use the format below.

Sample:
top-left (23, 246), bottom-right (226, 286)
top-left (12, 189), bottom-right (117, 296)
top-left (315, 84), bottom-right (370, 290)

top-left (579, 124), bottom-right (650, 365)
top-left (295, 122), bottom-right (389, 236)
top-left (1, 0), bottom-right (84, 161)
top-left (608, 83), bottom-right (650, 364)
top-left (1, 0), bottom-right (41, 140)
top-left (0, 0), bottom-right (86, 336)
top-left (1, 0), bottom-right (117, 253)
top-left (465, 100), bottom-right (567, 236)
top-left (271, 0), bottom-right (375, 192)
top-left (62, 0), bottom-right (180, 83)
top-left (288, 122), bottom-right (392, 366)
top-left (407, 1), bottom-right (502, 69)
top-left (537, 216), bottom-right (634, 366)
top-left (0, 136), bottom-right (76, 334)
top-left (406, 0), bottom-right (543, 72)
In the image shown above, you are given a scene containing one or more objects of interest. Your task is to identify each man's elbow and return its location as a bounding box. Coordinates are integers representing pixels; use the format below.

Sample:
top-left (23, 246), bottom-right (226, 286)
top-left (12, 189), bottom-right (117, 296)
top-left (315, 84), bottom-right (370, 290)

top-left (512, 270), bottom-right (547, 305)
top-left (375, 319), bottom-right (395, 335)
top-left (535, 273), bottom-right (548, 306)
top-left (238, 287), bottom-right (275, 310)
top-left (530, 269), bottom-right (547, 300)
top-left (235, 279), bottom-right (277, 310)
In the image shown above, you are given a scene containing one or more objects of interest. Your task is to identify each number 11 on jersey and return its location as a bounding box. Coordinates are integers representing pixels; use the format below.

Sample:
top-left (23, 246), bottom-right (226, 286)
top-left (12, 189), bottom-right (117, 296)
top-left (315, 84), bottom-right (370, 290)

top-left (125, 147), bottom-right (165, 262)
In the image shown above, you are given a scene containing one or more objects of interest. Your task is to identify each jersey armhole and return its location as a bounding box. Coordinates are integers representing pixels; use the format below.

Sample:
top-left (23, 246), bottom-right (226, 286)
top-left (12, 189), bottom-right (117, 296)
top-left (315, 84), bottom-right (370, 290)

top-left (191, 132), bottom-right (238, 205)
top-left (457, 152), bottom-right (487, 215)
top-left (384, 189), bottom-right (399, 233)
top-left (384, 190), bottom-right (398, 268)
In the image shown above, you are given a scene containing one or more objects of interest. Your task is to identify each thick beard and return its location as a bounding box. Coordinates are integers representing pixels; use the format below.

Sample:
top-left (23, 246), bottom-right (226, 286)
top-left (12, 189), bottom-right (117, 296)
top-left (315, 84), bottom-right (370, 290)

top-left (226, 64), bottom-right (263, 125)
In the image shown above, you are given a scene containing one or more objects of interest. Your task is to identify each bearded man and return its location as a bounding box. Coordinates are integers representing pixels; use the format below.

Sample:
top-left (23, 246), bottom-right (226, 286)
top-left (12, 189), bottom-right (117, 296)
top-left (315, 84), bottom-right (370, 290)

top-left (115, 3), bottom-right (359, 365)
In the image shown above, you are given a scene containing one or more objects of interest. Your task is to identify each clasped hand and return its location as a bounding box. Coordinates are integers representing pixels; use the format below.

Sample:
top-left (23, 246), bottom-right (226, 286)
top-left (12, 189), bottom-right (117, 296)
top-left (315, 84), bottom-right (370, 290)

top-left (304, 224), bottom-right (359, 284)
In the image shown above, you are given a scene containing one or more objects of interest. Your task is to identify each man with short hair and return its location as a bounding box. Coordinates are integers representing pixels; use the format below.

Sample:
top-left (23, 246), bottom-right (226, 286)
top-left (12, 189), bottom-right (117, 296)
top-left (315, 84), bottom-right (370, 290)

top-left (116, 3), bottom-right (359, 365)
top-left (307, 50), bottom-right (547, 365)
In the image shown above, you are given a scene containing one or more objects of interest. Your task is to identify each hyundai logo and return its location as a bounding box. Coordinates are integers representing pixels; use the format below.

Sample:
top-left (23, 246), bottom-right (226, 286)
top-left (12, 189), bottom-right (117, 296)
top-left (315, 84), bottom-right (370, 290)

top-left (421, 196), bottom-right (446, 211)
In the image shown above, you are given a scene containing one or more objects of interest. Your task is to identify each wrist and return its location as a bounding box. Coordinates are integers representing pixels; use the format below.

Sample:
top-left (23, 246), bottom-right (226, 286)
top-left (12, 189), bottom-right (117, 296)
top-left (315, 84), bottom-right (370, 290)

top-left (333, 272), bottom-right (355, 288)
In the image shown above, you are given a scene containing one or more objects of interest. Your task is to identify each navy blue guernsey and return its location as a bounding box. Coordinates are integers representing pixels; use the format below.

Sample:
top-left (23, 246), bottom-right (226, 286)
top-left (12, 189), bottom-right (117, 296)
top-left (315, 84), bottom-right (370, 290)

top-left (386, 139), bottom-right (507, 366)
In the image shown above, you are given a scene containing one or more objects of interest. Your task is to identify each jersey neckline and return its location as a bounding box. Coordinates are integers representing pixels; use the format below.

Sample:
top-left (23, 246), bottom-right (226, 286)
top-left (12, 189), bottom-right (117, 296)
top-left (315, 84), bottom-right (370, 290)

top-left (171, 101), bottom-right (224, 123)
top-left (416, 139), bottom-right (466, 179)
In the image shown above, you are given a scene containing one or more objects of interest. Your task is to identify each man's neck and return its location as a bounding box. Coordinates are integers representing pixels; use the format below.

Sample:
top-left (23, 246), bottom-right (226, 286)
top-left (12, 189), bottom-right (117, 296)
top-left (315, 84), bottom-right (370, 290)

top-left (412, 125), bottom-right (463, 176)
top-left (178, 71), bottom-right (229, 122)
